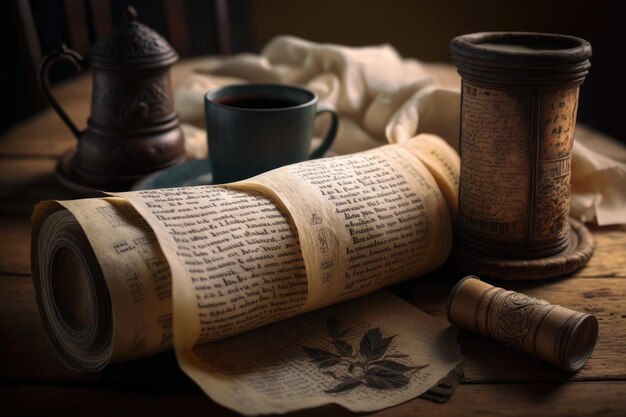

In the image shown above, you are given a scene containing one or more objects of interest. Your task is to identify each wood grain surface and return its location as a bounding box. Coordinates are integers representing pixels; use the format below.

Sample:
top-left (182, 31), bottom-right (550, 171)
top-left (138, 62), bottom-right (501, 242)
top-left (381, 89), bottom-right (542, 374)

top-left (1, 59), bottom-right (625, 417)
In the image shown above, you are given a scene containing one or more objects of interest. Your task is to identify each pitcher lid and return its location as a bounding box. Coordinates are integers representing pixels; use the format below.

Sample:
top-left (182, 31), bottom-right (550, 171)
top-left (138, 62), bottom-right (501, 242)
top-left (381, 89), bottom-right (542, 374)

top-left (88, 6), bottom-right (178, 69)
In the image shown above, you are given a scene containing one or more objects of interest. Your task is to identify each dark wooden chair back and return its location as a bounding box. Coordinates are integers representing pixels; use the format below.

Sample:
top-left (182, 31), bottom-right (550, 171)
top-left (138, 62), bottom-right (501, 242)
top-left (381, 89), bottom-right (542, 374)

top-left (14, 0), bottom-right (251, 111)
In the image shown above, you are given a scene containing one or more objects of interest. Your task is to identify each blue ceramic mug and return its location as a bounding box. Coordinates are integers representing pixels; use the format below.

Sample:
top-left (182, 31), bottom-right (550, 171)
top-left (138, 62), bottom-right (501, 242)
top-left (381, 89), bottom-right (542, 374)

top-left (205, 84), bottom-right (338, 183)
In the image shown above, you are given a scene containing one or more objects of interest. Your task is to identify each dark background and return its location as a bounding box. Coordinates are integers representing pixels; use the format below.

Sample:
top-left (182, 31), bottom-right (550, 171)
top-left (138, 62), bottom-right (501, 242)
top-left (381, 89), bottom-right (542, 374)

top-left (2, 0), bottom-right (625, 144)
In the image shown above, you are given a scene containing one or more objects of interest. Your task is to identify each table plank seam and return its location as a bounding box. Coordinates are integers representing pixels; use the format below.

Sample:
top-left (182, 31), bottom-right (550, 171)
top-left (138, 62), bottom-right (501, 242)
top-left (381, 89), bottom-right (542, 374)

top-left (459, 376), bottom-right (626, 385)
top-left (0, 271), bottom-right (31, 277)
top-left (0, 153), bottom-right (60, 160)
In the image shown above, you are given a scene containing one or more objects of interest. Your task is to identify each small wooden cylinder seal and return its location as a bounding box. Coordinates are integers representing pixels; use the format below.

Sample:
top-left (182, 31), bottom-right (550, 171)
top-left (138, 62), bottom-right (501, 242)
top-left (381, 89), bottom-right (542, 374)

top-left (451, 32), bottom-right (592, 261)
top-left (447, 276), bottom-right (598, 372)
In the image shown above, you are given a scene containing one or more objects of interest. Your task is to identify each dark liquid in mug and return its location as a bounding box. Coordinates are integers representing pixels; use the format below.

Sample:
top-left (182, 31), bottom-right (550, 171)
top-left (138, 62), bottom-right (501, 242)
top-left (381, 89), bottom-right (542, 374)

top-left (218, 96), bottom-right (299, 109)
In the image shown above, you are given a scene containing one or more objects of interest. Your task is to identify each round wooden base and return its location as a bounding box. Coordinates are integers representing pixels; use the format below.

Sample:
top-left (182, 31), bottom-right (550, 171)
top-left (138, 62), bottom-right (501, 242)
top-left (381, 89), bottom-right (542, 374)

top-left (56, 149), bottom-right (106, 197)
top-left (56, 148), bottom-right (150, 196)
top-left (451, 218), bottom-right (595, 280)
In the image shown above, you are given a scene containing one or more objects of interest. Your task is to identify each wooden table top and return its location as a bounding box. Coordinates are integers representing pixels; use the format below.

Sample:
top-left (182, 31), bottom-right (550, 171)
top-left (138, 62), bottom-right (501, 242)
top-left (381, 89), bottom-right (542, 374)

top-left (1, 59), bottom-right (625, 417)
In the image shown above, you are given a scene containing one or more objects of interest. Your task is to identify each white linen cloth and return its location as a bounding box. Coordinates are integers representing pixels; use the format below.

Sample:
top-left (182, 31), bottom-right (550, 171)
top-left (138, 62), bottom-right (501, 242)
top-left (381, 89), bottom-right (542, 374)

top-left (176, 35), bottom-right (626, 225)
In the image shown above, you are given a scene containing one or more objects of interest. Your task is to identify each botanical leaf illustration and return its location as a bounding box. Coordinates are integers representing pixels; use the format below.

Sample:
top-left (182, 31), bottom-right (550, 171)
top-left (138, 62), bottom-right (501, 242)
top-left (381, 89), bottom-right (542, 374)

top-left (364, 368), bottom-right (410, 389)
top-left (326, 378), bottom-right (362, 393)
top-left (370, 359), bottom-right (415, 372)
top-left (333, 340), bottom-right (353, 356)
top-left (327, 317), bottom-right (341, 339)
top-left (359, 328), bottom-right (395, 361)
top-left (327, 316), bottom-right (350, 339)
top-left (319, 358), bottom-right (341, 368)
top-left (303, 347), bottom-right (341, 367)
top-left (303, 318), bottom-right (428, 394)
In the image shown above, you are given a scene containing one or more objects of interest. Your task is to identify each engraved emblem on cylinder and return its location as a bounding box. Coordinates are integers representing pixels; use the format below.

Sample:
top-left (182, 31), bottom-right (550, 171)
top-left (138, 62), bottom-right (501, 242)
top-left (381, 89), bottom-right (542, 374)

top-left (487, 291), bottom-right (550, 351)
top-left (457, 82), bottom-right (579, 257)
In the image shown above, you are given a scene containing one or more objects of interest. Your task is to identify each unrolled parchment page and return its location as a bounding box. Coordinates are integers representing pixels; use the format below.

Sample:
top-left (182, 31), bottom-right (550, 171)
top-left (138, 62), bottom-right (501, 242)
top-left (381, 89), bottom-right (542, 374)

top-left (237, 140), bottom-right (453, 310)
top-left (183, 291), bottom-right (461, 415)
top-left (35, 198), bottom-right (174, 363)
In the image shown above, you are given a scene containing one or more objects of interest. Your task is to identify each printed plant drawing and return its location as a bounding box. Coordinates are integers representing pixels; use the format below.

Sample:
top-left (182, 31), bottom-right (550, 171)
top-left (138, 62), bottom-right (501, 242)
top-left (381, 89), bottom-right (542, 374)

top-left (303, 317), bottom-right (428, 393)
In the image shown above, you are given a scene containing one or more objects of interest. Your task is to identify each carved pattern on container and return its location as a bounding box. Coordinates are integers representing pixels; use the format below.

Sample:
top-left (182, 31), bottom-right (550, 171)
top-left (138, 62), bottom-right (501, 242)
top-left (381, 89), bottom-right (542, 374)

top-left (534, 174), bottom-right (571, 240)
top-left (533, 88), bottom-right (579, 241)
top-left (490, 292), bottom-right (549, 351)
top-left (95, 79), bottom-right (171, 121)
top-left (90, 22), bottom-right (173, 59)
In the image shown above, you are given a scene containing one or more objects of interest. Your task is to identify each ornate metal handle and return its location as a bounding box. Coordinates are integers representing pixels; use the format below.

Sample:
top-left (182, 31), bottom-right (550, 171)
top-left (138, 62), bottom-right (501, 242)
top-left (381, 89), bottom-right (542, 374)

top-left (38, 45), bottom-right (86, 140)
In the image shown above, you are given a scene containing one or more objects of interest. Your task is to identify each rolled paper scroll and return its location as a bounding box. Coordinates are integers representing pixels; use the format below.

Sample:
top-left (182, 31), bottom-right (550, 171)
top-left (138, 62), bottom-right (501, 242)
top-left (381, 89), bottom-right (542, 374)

top-left (447, 276), bottom-right (598, 372)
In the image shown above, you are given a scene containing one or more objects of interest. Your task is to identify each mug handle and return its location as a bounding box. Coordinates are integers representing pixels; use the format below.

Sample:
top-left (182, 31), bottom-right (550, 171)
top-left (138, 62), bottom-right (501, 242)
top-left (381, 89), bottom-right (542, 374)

top-left (38, 44), bottom-right (85, 140)
top-left (309, 107), bottom-right (339, 159)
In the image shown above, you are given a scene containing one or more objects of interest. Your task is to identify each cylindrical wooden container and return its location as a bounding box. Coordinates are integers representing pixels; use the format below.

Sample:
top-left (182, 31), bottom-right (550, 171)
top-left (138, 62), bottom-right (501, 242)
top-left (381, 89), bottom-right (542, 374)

top-left (447, 276), bottom-right (598, 372)
top-left (450, 32), bottom-right (592, 259)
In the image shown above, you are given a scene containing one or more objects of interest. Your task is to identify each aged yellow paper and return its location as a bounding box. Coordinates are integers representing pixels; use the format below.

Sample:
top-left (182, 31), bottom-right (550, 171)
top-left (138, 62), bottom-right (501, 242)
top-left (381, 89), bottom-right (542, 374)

top-left (32, 198), bottom-right (172, 371)
top-left (33, 135), bottom-right (462, 413)
top-left (181, 292), bottom-right (461, 415)
top-left (112, 135), bottom-right (459, 413)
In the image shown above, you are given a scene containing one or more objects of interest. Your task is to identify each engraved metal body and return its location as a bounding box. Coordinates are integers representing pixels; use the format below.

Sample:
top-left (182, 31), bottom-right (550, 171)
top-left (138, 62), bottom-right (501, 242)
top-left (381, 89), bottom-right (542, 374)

top-left (39, 7), bottom-right (184, 190)
top-left (447, 276), bottom-right (598, 372)
top-left (451, 32), bottom-right (592, 259)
